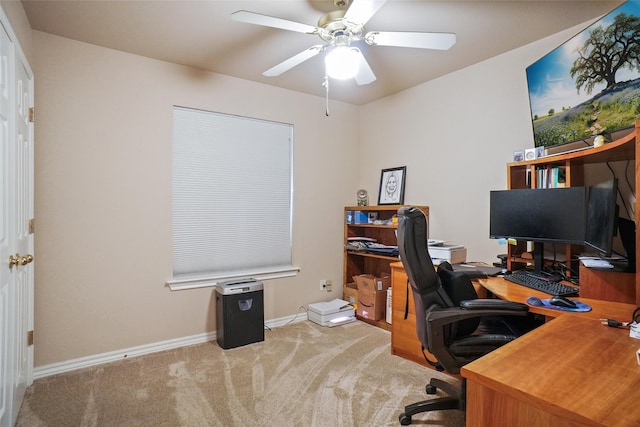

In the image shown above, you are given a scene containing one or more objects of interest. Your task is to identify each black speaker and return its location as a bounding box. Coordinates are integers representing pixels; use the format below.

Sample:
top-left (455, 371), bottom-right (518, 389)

top-left (216, 281), bottom-right (264, 349)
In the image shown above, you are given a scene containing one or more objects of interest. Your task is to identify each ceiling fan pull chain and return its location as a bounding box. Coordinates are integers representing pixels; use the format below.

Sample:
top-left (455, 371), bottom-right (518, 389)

top-left (323, 75), bottom-right (330, 116)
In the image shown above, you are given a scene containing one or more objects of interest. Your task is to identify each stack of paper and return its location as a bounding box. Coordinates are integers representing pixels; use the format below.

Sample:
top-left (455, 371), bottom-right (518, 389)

top-left (580, 257), bottom-right (614, 269)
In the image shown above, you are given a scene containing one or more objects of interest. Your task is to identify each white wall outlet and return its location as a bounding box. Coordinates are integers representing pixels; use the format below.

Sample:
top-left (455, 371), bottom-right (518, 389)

top-left (320, 279), bottom-right (327, 291)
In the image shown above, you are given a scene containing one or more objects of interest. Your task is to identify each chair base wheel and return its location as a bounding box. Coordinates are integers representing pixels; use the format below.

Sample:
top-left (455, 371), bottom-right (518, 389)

top-left (426, 384), bottom-right (437, 394)
top-left (399, 412), bottom-right (412, 425)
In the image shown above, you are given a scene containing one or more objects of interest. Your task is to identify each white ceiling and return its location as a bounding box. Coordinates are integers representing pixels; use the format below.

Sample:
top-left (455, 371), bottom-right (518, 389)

top-left (20, 0), bottom-right (624, 105)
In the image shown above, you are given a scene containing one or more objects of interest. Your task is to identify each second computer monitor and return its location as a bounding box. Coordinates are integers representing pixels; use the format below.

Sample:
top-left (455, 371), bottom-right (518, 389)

top-left (584, 178), bottom-right (618, 258)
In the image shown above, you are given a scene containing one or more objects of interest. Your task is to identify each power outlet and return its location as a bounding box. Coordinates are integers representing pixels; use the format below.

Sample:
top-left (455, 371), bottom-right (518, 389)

top-left (320, 279), bottom-right (333, 292)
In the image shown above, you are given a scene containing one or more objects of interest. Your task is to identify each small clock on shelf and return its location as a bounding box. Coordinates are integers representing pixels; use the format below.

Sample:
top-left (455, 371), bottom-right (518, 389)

top-left (357, 189), bottom-right (368, 206)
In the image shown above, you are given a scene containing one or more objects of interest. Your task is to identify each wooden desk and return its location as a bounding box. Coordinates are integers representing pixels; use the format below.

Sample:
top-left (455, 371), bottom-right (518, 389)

top-left (579, 263), bottom-right (636, 304)
top-left (461, 315), bottom-right (640, 426)
top-left (479, 276), bottom-right (636, 321)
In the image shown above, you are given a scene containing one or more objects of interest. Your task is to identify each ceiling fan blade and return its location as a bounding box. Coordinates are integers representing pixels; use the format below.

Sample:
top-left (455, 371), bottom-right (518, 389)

top-left (366, 31), bottom-right (456, 50)
top-left (231, 10), bottom-right (318, 34)
top-left (263, 45), bottom-right (325, 77)
top-left (353, 49), bottom-right (376, 85)
top-left (344, 0), bottom-right (387, 27)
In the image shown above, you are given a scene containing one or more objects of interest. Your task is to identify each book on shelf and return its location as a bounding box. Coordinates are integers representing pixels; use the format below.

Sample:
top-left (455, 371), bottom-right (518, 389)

top-left (536, 166), bottom-right (566, 188)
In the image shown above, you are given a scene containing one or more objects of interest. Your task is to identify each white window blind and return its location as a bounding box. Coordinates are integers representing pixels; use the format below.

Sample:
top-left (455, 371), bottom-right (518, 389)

top-left (168, 107), bottom-right (298, 290)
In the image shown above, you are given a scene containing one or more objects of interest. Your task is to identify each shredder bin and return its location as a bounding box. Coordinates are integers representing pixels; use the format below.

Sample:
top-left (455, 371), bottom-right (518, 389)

top-left (215, 281), bottom-right (264, 349)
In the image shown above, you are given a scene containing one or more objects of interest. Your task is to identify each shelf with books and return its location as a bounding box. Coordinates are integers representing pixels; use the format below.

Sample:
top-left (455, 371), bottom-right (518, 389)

top-left (534, 165), bottom-right (566, 188)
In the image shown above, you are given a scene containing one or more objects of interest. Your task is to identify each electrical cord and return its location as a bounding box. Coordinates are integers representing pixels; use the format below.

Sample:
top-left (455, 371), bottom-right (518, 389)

top-left (624, 160), bottom-right (636, 211)
top-left (541, 259), bottom-right (579, 286)
top-left (281, 305), bottom-right (309, 326)
top-left (600, 306), bottom-right (640, 328)
top-left (600, 318), bottom-right (631, 328)
top-left (606, 161), bottom-right (633, 220)
top-left (264, 305), bottom-right (309, 331)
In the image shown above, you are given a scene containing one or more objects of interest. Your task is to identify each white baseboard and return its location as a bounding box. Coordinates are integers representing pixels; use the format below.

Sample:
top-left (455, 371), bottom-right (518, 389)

top-left (33, 312), bottom-right (308, 380)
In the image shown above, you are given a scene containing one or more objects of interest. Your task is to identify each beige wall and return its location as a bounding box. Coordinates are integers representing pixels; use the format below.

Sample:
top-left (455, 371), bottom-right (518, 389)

top-left (32, 31), bottom-right (360, 366)
top-left (358, 22), bottom-right (607, 265)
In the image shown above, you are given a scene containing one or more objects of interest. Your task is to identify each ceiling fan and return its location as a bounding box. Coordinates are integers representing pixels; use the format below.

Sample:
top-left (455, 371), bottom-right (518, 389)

top-left (231, 0), bottom-right (456, 85)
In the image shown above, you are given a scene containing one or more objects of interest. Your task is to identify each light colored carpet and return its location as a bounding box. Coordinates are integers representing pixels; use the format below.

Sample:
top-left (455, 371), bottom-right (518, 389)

top-left (16, 320), bottom-right (465, 426)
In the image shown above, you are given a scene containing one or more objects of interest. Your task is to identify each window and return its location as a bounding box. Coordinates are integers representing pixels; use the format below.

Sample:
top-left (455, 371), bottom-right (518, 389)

top-left (168, 107), bottom-right (298, 290)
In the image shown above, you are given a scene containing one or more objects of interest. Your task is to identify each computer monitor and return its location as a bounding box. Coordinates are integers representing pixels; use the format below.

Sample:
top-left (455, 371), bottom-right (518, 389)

top-left (617, 217), bottom-right (636, 272)
top-left (490, 187), bottom-right (586, 274)
top-left (584, 178), bottom-right (618, 258)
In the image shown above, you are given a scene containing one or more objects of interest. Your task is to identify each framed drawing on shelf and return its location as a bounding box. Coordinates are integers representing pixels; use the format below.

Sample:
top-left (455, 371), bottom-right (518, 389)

top-left (378, 166), bottom-right (406, 205)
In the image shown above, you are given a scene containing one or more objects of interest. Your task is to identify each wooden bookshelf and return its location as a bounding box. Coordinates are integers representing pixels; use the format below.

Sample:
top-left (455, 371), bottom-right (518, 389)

top-left (343, 205), bottom-right (428, 328)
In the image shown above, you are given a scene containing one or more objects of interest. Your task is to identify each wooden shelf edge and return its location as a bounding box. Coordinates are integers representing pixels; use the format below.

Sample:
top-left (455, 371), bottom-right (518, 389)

top-left (507, 128), bottom-right (635, 167)
top-left (346, 251), bottom-right (399, 261)
top-left (347, 224), bottom-right (396, 229)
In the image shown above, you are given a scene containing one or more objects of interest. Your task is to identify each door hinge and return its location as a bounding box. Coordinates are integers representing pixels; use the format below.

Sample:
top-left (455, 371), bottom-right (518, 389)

top-left (29, 218), bottom-right (34, 234)
top-left (27, 330), bottom-right (33, 346)
top-left (28, 107), bottom-right (35, 123)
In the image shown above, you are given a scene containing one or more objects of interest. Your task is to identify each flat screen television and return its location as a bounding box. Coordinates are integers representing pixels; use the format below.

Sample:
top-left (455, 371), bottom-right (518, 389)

top-left (584, 178), bottom-right (618, 257)
top-left (489, 187), bottom-right (586, 274)
top-left (526, 1), bottom-right (640, 153)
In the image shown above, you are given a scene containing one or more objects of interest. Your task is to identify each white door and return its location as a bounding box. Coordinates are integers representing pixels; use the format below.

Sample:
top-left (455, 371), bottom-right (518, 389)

top-left (11, 49), bottom-right (34, 423)
top-left (0, 18), bottom-right (14, 427)
top-left (0, 12), bottom-right (34, 427)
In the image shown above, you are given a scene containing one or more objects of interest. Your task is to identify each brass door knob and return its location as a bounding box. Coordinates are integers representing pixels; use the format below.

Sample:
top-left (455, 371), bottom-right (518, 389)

top-left (20, 254), bottom-right (33, 265)
top-left (8, 253), bottom-right (33, 269)
top-left (8, 253), bottom-right (20, 269)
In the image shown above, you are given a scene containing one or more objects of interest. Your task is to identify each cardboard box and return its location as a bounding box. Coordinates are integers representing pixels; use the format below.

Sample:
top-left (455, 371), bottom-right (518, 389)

top-left (353, 274), bottom-right (390, 292)
top-left (354, 274), bottom-right (390, 321)
top-left (343, 282), bottom-right (358, 307)
top-left (356, 287), bottom-right (386, 321)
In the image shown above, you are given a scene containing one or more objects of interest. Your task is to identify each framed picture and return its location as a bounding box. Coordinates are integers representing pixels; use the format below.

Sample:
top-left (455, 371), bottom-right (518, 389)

top-left (527, 2), bottom-right (640, 152)
top-left (513, 150), bottom-right (524, 162)
top-left (378, 166), bottom-right (406, 205)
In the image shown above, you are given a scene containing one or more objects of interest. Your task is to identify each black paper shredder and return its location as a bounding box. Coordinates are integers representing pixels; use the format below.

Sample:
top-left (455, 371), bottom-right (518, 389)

top-left (215, 280), bottom-right (264, 349)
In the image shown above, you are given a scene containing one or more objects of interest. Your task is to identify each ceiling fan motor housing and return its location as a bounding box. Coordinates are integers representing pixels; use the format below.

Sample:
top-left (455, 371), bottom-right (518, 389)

top-left (318, 9), bottom-right (364, 43)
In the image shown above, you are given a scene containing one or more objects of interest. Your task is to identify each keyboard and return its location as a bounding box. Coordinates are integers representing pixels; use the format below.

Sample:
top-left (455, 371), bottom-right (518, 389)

top-left (504, 271), bottom-right (579, 296)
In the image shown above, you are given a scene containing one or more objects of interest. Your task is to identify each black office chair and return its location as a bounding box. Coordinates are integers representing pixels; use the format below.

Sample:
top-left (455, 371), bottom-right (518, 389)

top-left (396, 206), bottom-right (539, 425)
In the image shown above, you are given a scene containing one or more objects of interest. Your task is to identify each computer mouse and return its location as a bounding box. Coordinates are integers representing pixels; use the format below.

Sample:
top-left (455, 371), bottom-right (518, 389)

top-left (549, 295), bottom-right (578, 309)
top-left (526, 296), bottom-right (544, 307)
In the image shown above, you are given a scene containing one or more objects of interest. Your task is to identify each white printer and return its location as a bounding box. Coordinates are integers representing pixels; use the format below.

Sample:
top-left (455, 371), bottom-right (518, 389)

top-left (308, 299), bottom-right (356, 327)
top-left (429, 243), bottom-right (467, 265)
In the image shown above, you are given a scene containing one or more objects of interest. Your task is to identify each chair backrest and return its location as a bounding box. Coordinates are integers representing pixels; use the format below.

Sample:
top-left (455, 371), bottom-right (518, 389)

top-left (396, 207), bottom-right (480, 350)
top-left (396, 207), bottom-right (442, 297)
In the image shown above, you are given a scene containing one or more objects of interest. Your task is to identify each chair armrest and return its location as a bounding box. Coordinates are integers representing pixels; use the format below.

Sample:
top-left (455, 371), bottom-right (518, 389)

top-left (425, 306), bottom-right (530, 374)
top-left (427, 306), bottom-right (529, 328)
top-left (459, 299), bottom-right (528, 312)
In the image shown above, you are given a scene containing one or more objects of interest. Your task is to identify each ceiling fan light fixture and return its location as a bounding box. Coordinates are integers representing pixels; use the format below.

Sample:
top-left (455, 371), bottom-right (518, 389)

top-left (325, 45), bottom-right (360, 80)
